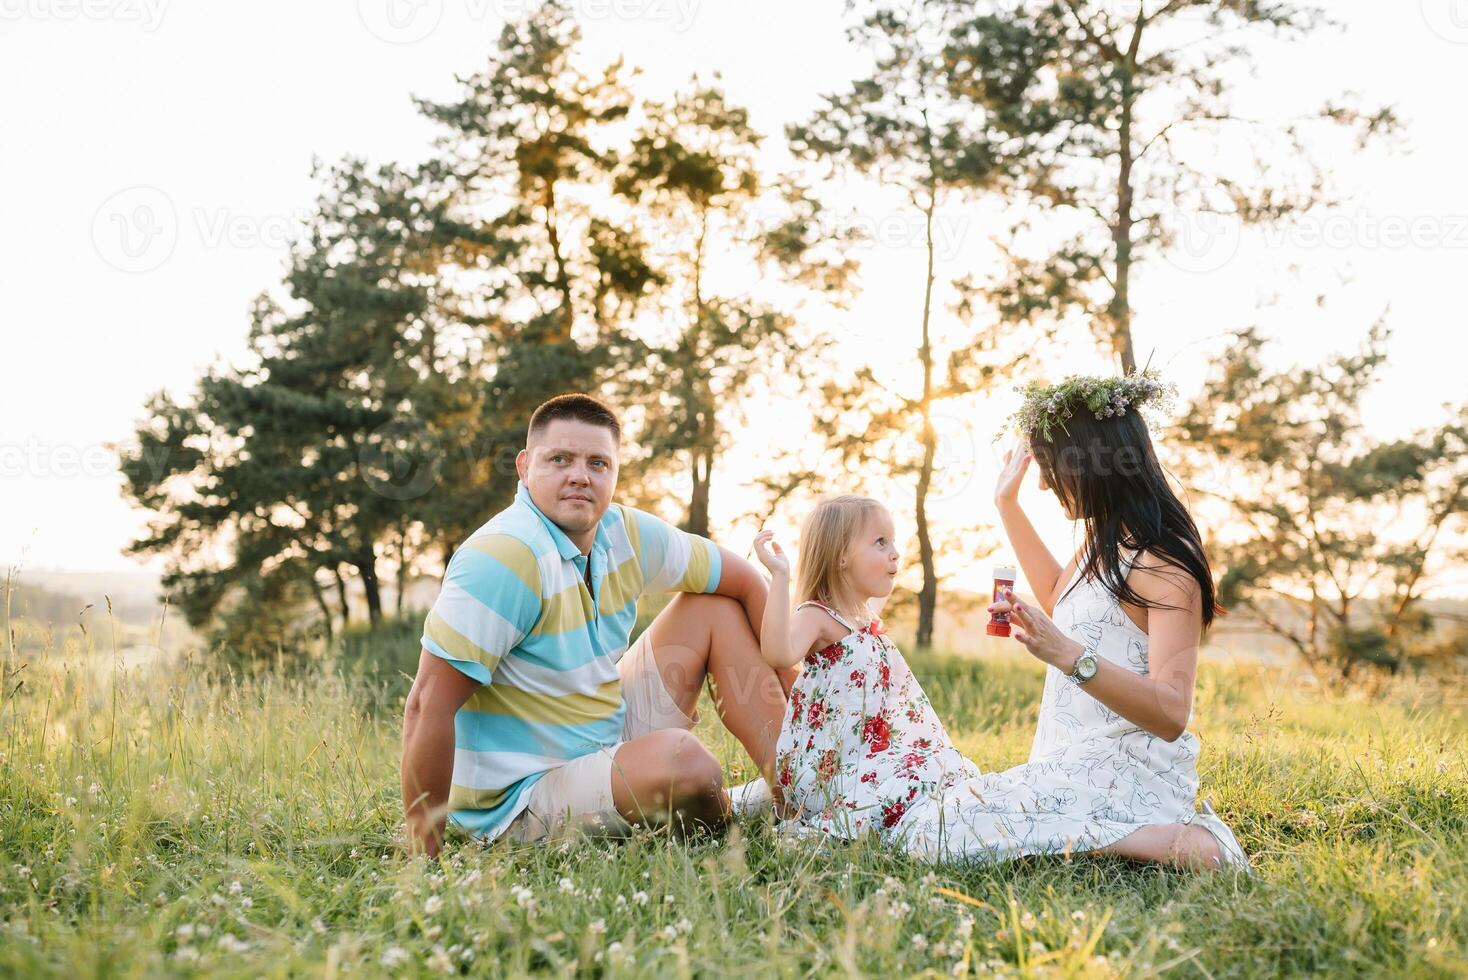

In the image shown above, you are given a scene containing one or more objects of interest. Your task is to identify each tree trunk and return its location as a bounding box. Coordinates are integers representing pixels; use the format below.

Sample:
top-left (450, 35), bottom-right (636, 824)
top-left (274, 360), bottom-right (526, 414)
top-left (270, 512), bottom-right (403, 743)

top-left (309, 576), bottom-right (335, 643)
top-left (357, 553), bottom-right (383, 627)
top-left (915, 194), bottom-right (939, 650)
top-left (1109, 68), bottom-right (1138, 374)
top-left (334, 567), bottom-right (351, 626)
top-left (396, 521), bottom-right (409, 617)
top-left (688, 445), bottom-right (712, 539)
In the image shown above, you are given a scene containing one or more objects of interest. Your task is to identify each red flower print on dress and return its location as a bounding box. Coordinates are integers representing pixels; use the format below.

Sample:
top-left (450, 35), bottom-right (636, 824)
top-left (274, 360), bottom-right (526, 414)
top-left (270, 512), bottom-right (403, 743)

top-left (849, 668), bottom-right (866, 687)
top-left (862, 712), bottom-right (892, 755)
top-left (860, 771), bottom-right (877, 784)
top-left (813, 641), bottom-right (844, 669)
top-left (817, 749), bottom-right (840, 783)
top-left (807, 699), bottom-right (828, 730)
top-left (878, 660), bottom-right (892, 690)
top-left (777, 756), bottom-right (793, 787)
top-left (881, 799), bottom-right (906, 828)
top-left (789, 688), bottom-right (804, 724)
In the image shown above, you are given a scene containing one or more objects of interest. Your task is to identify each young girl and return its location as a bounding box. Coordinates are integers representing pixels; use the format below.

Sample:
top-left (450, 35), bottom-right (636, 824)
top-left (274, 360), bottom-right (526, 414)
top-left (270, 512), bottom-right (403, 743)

top-left (753, 371), bottom-right (1252, 872)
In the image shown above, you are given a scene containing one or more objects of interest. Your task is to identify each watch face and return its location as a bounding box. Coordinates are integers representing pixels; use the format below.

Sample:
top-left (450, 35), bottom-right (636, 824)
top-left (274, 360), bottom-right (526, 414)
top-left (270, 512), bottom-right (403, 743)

top-left (1075, 654), bottom-right (1098, 681)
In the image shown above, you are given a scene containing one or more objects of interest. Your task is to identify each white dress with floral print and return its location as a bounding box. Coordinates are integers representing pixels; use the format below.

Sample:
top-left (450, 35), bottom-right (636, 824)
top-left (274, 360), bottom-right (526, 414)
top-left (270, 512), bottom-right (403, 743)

top-left (776, 550), bottom-right (1231, 864)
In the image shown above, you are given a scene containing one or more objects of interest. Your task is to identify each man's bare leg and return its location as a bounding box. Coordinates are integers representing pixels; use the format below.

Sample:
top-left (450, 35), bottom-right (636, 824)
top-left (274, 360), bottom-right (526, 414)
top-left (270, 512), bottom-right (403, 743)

top-left (636, 592), bottom-right (790, 784)
top-left (609, 729), bottom-right (726, 833)
top-left (1094, 822), bottom-right (1223, 871)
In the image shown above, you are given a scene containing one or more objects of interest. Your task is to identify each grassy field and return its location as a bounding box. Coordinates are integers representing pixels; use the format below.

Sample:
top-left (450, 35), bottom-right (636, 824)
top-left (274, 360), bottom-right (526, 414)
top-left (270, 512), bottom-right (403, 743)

top-left (1, 614), bottom-right (1465, 978)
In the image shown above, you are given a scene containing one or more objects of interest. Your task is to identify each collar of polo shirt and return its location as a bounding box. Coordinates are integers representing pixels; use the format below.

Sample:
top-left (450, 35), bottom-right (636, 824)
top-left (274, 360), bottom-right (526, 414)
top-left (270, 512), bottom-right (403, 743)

top-left (514, 480), bottom-right (612, 563)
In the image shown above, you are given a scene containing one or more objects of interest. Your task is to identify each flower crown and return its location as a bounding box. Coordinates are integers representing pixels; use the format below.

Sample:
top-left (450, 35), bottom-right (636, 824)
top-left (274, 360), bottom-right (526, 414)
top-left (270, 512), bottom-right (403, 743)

top-left (1005, 368), bottom-right (1176, 444)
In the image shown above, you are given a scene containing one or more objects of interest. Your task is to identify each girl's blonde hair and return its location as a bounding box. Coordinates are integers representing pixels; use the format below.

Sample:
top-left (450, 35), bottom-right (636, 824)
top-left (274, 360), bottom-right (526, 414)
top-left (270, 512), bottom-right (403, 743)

top-left (796, 495), bottom-right (885, 610)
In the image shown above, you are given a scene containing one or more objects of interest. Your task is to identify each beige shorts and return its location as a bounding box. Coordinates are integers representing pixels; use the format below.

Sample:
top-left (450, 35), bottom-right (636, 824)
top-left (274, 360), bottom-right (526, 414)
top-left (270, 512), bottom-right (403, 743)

top-left (503, 628), bottom-right (700, 843)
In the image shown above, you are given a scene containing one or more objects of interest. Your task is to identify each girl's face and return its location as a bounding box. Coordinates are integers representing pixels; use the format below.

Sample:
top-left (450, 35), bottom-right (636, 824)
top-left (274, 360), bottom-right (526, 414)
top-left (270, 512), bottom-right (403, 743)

top-left (842, 507), bottom-right (901, 601)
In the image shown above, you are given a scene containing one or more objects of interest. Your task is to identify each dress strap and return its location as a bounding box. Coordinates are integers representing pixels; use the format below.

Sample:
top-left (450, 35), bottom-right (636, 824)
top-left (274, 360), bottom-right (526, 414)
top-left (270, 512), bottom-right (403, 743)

top-left (796, 600), bottom-right (856, 632)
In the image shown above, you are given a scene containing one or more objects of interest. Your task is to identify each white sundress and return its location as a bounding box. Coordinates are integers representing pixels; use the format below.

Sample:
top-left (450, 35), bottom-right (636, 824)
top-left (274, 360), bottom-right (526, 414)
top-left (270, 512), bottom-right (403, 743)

top-left (775, 549), bottom-right (1228, 865)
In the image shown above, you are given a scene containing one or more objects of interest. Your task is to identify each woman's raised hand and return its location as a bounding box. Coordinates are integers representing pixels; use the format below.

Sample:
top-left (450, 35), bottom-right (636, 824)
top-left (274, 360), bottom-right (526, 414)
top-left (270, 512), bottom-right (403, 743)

top-left (995, 443), bottom-right (1033, 506)
top-left (752, 529), bottom-right (790, 577)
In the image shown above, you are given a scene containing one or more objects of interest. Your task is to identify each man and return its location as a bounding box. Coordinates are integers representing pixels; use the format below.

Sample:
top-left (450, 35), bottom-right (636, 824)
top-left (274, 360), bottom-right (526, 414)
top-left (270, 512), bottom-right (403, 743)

top-left (402, 393), bottom-right (794, 855)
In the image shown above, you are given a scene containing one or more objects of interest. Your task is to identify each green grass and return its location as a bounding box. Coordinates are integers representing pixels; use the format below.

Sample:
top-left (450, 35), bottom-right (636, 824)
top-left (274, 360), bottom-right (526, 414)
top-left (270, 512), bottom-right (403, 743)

top-left (1, 614), bottom-right (1465, 978)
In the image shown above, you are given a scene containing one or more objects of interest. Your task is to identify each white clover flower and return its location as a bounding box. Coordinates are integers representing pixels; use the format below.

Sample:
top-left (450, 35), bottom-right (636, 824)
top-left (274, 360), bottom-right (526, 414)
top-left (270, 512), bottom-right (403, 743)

top-left (588, 918), bottom-right (606, 935)
top-left (424, 894), bottom-right (443, 915)
top-left (311, 918), bottom-right (327, 936)
top-left (173, 945), bottom-right (200, 962)
top-left (380, 945), bottom-right (410, 968)
top-left (912, 934), bottom-right (928, 952)
top-left (427, 946), bottom-right (453, 973)
top-left (558, 877), bottom-right (575, 894)
top-left (228, 881), bottom-right (243, 896)
top-left (218, 934), bottom-right (249, 954)
top-left (510, 885), bottom-right (535, 909)
top-left (175, 924), bottom-right (195, 940)
top-left (633, 891), bottom-right (649, 906)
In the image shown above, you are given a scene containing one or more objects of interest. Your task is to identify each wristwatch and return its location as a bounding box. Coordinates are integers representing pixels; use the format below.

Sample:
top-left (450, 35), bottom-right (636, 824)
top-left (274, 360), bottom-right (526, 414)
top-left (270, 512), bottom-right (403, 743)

top-left (1067, 649), bottom-right (1099, 685)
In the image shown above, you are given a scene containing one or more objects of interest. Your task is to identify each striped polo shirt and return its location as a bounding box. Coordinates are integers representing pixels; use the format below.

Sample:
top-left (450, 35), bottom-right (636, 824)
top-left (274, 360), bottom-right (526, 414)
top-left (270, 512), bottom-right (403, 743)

top-left (421, 481), bottom-right (723, 840)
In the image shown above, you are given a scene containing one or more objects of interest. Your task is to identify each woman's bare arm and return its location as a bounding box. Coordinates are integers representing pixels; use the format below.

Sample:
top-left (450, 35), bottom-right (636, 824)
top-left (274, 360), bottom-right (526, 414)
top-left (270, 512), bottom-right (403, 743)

top-left (995, 446), bottom-right (1063, 614)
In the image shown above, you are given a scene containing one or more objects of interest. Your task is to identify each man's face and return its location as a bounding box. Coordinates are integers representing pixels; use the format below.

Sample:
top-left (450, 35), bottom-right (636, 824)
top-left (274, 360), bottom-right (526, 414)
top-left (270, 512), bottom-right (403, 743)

top-left (515, 419), bottom-right (619, 540)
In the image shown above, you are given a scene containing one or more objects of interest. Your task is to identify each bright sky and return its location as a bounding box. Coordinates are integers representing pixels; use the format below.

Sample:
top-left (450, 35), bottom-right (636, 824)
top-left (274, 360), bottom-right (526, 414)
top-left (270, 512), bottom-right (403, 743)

top-left (2, 1), bottom-right (1465, 598)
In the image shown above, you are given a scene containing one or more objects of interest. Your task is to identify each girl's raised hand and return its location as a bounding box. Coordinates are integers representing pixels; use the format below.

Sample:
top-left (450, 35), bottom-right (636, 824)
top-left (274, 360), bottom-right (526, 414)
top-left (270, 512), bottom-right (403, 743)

top-left (995, 442), bottom-right (1032, 506)
top-left (752, 529), bottom-right (790, 577)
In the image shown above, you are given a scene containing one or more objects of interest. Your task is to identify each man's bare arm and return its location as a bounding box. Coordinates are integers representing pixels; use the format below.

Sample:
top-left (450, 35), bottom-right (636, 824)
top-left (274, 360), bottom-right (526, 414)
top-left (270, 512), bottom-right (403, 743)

top-left (401, 649), bottom-right (478, 857)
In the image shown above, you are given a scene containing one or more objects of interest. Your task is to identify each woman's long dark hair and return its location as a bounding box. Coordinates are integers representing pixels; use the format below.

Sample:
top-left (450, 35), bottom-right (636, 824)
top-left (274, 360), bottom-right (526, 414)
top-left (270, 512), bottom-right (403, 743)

top-left (1029, 407), bottom-right (1222, 629)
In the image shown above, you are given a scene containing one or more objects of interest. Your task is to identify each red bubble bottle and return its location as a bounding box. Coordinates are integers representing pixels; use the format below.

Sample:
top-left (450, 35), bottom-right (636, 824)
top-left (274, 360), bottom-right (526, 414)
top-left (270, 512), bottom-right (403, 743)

top-left (986, 565), bottom-right (1018, 637)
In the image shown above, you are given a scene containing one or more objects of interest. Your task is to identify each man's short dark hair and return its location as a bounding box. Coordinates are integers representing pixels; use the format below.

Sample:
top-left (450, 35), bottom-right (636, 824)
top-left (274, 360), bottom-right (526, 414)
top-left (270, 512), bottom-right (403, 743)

top-left (527, 393), bottom-right (622, 444)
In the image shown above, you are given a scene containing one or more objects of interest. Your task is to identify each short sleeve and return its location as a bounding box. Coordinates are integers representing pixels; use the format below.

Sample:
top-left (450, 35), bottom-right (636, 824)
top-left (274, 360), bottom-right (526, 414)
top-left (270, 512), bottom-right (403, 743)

top-left (626, 506), bottom-right (722, 596)
top-left (421, 534), bottom-right (542, 685)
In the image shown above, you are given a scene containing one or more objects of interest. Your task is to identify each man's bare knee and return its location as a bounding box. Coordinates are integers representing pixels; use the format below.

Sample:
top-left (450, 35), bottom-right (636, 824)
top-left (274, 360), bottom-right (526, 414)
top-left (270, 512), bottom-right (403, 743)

top-left (664, 730), bottom-right (723, 800)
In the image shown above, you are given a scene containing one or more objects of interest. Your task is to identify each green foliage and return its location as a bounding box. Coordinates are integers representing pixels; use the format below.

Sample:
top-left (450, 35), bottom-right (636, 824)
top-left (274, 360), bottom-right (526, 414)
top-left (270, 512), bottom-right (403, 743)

top-left (937, 0), bottom-right (1397, 371)
top-left (1, 621), bottom-right (1465, 976)
top-left (1173, 324), bottom-right (1468, 677)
